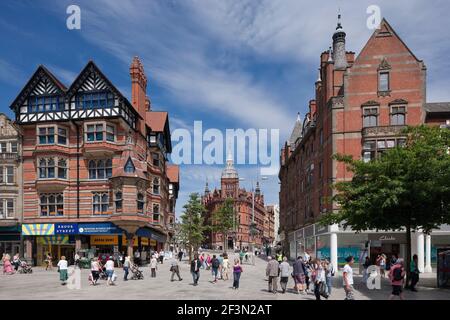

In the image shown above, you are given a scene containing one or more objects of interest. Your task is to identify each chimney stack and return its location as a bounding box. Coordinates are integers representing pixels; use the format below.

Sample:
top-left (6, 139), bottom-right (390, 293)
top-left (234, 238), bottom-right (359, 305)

top-left (130, 56), bottom-right (147, 133)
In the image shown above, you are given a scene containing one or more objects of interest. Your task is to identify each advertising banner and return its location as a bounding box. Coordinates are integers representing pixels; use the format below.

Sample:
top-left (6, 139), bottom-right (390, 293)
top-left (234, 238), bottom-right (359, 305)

top-left (78, 223), bottom-right (122, 235)
top-left (55, 223), bottom-right (78, 235)
top-left (90, 235), bottom-right (119, 246)
top-left (22, 224), bottom-right (54, 236)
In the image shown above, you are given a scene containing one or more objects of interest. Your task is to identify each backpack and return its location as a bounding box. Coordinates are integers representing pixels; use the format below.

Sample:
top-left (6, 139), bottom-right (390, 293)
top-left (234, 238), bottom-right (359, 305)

top-left (212, 259), bottom-right (220, 268)
top-left (393, 267), bottom-right (403, 281)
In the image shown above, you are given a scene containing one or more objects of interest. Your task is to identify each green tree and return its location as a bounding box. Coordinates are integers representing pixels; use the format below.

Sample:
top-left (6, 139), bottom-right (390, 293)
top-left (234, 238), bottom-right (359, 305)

top-left (211, 197), bottom-right (237, 251)
top-left (320, 125), bottom-right (450, 284)
top-left (179, 193), bottom-right (207, 262)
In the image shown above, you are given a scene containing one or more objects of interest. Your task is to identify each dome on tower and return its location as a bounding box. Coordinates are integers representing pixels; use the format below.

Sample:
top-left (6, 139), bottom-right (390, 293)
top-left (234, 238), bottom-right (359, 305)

top-left (222, 151), bottom-right (238, 179)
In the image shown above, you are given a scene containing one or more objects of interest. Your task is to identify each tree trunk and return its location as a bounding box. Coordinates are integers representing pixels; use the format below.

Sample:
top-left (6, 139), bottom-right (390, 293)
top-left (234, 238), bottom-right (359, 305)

top-left (405, 224), bottom-right (412, 288)
top-left (188, 245), bottom-right (192, 263)
top-left (223, 233), bottom-right (227, 254)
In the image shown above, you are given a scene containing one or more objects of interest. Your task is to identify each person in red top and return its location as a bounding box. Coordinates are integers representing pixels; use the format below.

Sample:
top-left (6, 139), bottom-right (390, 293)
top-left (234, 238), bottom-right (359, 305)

top-left (388, 258), bottom-right (406, 300)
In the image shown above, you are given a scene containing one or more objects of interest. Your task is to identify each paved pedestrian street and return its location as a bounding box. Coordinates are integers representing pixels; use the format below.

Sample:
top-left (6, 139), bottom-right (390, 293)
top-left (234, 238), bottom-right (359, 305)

top-left (0, 254), bottom-right (449, 300)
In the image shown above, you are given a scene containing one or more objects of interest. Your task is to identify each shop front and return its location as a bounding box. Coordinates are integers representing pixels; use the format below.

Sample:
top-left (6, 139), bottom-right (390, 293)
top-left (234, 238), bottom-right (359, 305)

top-left (0, 225), bottom-right (22, 258)
top-left (36, 235), bottom-right (75, 266)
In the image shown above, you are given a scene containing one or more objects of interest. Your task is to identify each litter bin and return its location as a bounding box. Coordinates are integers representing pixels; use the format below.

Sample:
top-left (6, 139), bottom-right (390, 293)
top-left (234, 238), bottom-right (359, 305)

top-left (437, 248), bottom-right (450, 288)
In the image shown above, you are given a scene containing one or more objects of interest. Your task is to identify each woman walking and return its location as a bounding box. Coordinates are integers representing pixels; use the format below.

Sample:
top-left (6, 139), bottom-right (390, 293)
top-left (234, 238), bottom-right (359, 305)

top-left (2, 254), bottom-right (14, 275)
top-left (123, 255), bottom-right (131, 281)
top-left (57, 256), bottom-right (68, 285)
top-left (105, 256), bottom-right (115, 286)
top-left (90, 257), bottom-right (100, 285)
top-left (279, 257), bottom-right (290, 294)
top-left (222, 253), bottom-right (230, 280)
top-left (232, 258), bottom-right (243, 290)
top-left (150, 254), bottom-right (158, 278)
top-left (409, 254), bottom-right (419, 292)
top-left (45, 253), bottom-right (53, 271)
top-left (313, 259), bottom-right (327, 300)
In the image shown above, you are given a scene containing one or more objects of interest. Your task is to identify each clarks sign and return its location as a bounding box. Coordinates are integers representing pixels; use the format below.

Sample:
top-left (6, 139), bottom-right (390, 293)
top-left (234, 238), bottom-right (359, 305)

top-left (379, 235), bottom-right (396, 241)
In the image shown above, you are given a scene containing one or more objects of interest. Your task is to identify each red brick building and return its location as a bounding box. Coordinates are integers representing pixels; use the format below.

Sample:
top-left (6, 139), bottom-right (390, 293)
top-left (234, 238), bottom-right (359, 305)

top-left (10, 57), bottom-right (179, 265)
top-left (202, 154), bottom-right (270, 250)
top-left (279, 17), bottom-right (450, 270)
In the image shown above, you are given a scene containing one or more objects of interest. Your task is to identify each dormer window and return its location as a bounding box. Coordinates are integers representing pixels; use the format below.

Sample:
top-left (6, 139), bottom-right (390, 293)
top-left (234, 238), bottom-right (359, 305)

top-left (124, 158), bottom-right (135, 173)
top-left (28, 96), bottom-right (64, 113)
top-left (75, 91), bottom-right (114, 109)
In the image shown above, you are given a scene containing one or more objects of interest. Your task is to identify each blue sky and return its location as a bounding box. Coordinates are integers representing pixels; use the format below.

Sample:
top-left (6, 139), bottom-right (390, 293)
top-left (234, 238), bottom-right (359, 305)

top-left (1, 0), bottom-right (450, 216)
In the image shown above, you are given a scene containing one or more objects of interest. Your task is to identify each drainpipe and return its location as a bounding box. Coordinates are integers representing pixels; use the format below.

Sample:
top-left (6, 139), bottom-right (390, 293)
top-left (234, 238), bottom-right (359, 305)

top-left (76, 123), bottom-right (80, 219)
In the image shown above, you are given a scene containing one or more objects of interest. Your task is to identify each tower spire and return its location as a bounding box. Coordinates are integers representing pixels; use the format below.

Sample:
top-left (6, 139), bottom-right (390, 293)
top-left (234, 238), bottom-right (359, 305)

top-left (332, 11), bottom-right (348, 70)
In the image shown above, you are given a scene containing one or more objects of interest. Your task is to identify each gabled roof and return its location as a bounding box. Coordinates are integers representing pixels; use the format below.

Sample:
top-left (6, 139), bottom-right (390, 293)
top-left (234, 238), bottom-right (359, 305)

top-left (10, 65), bottom-right (67, 112)
top-left (67, 60), bottom-right (142, 119)
top-left (112, 149), bottom-right (147, 180)
top-left (355, 18), bottom-right (423, 65)
top-left (166, 164), bottom-right (179, 184)
top-left (146, 111), bottom-right (168, 132)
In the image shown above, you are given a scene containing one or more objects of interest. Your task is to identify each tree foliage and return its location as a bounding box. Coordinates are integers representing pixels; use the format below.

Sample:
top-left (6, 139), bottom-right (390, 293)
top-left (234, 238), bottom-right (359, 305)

top-left (320, 125), bottom-right (450, 281)
top-left (179, 193), bottom-right (207, 261)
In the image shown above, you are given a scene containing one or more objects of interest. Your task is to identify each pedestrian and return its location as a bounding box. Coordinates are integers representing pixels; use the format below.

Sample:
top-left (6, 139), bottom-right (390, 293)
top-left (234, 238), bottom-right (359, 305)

top-left (389, 258), bottom-right (406, 300)
top-left (362, 256), bottom-right (371, 284)
top-left (303, 251), bottom-right (310, 264)
top-left (211, 255), bottom-right (220, 283)
top-left (170, 258), bottom-right (183, 281)
top-left (105, 256), bottom-right (115, 286)
top-left (206, 254), bottom-right (212, 270)
top-left (150, 254), bottom-right (158, 278)
top-left (324, 259), bottom-right (335, 296)
top-left (159, 250), bottom-right (165, 264)
top-left (178, 250), bottom-right (184, 262)
top-left (45, 253), bottom-right (53, 271)
top-left (292, 256), bottom-right (306, 294)
top-left (222, 253), bottom-right (230, 280)
top-left (218, 254), bottom-right (224, 280)
top-left (313, 259), bottom-right (328, 300)
top-left (123, 255), bottom-right (131, 281)
top-left (239, 250), bottom-right (244, 264)
top-left (343, 256), bottom-right (355, 300)
top-left (409, 254), bottom-right (419, 292)
top-left (304, 259), bottom-right (312, 293)
top-left (266, 256), bottom-right (279, 294)
top-left (12, 253), bottom-right (20, 271)
top-left (191, 254), bottom-right (202, 286)
top-left (90, 257), bottom-right (100, 285)
top-left (232, 258), bottom-right (243, 290)
top-left (57, 256), bottom-right (68, 285)
top-left (279, 257), bottom-right (290, 294)
top-left (2, 254), bottom-right (14, 275)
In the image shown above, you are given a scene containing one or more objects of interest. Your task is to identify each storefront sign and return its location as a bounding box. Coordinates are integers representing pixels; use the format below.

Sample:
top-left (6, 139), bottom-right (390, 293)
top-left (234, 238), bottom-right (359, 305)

top-left (121, 235), bottom-right (138, 247)
top-left (55, 223), bottom-right (78, 235)
top-left (150, 239), bottom-right (157, 246)
top-left (37, 235), bottom-right (71, 245)
top-left (22, 224), bottom-right (55, 236)
top-left (141, 238), bottom-right (149, 246)
top-left (78, 223), bottom-right (122, 235)
top-left (379, 235), bottom-right (396, 241)
top-left (90, 235), bottom-right (118, 245)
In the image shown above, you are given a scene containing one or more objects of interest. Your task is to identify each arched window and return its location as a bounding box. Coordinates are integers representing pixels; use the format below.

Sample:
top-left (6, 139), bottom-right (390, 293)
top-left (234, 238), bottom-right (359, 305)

top-left (39, 193), bottom-right (64, 216)
top-left (153, 177), bottom-right (160, 195)
top-left (57, 159), bottom-right (67, 179)
top-left (93, 192), bottom-right (109, 215)
top-left (115, 191), bottom-right (122, 212)
top-left (88, 160), bottom-right (96, 179)
top-left (124, 157), bottom-right (135, 173)
top-left (137, 193), bottom-right (145, 213)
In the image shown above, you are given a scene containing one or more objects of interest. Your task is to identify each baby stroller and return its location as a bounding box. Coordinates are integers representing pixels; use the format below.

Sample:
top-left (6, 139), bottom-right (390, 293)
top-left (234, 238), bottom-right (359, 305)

top-left (18, 260), bottom-right (33, 274)
top-left (130, 263), bottom-right (144, 280)
top-left (99, 266), bottom-right (109, 280)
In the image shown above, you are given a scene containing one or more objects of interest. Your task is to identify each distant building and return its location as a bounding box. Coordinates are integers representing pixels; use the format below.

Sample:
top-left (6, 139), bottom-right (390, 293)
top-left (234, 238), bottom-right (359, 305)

top-left (279, 16), bottom-right (450, 270)
top-left (264, 204), bottom-right (278, 247)
top-left (0, 114), bottom-right (22, 257)
top-left (202, 153), bottom-right (269, 251)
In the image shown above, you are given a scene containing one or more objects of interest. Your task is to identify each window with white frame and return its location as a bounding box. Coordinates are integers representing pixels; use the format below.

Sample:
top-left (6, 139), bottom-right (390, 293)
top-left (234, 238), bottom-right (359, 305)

top-left (85, 123), bottom-right (116, 143)
top-left (38, 158), bottom-right (67, 179)
top-left (0, 166), bottom-right (14, 184)
top-left (40, 194), bottom-right (64, 216)
top-left (0, 198), bottom-right (14, 218)
top-left (390, 105), bottom-right (406, 125)
top-left (93, 193), bottom-right (109, 215)
top-left (88, 159), bottom-right (112, 179)
top-left (38, 126), bottom-right (67, 145)
top-left (0, 142), bottom-right (7, 153)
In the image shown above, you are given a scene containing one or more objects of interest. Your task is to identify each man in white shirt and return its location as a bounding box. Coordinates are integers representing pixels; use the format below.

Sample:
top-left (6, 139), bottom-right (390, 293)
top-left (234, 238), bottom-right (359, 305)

top-left (105, 256), bottom-right (115, 286)
top-left (343, 256), bottom-right (355, 300)
top-left (303, 251), bottom-right (311, 263)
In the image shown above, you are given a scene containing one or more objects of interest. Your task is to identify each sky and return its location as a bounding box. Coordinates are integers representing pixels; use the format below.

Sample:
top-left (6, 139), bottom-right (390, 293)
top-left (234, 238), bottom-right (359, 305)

top-left (1, 0), bottom-right (450, 217)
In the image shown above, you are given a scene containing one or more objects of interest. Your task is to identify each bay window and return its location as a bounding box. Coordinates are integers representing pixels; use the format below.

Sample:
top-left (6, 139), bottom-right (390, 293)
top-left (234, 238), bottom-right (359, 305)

top-left (40, 194), bottom-right (64, 216)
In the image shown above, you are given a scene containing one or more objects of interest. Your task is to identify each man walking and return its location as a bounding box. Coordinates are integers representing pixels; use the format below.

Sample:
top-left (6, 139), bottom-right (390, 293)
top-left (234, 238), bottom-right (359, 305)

top-left (170, 258), bottom-right (183, 282)
top-left (409, 254), bottom-right (419, 292)
top-left (266, 256), bottom-right (279, 294)
top-left (211, 255), bottom-right (220, 283)
top-left (191, 254), bottom-right (202, 286)
top-left (293, 256), bottom-right (306, 294)
top-left (178, 250), bottom-right (184, 262)
top-left (343, 256), bottom-right (355, 300)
